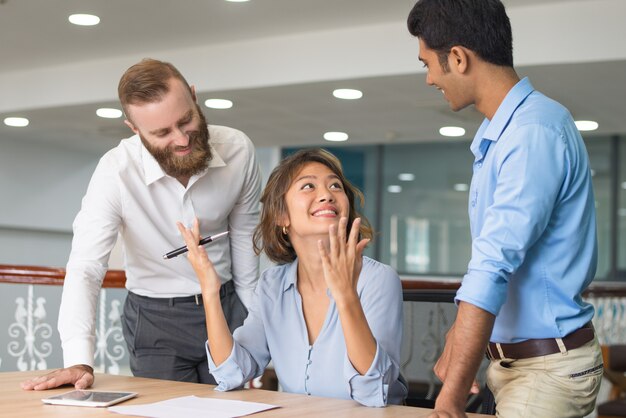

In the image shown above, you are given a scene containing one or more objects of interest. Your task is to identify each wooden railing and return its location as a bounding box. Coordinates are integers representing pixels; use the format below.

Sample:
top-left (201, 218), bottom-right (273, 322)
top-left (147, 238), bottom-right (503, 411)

top-left (2, 264), bottom-right (625, 297)
top-left (0, 264), bottom-right (125, 288)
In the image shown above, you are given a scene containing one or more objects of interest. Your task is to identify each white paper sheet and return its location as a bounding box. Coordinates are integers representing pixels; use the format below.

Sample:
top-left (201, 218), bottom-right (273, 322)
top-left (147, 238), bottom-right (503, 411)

top-left (108, 395), bottom-right (279, 418)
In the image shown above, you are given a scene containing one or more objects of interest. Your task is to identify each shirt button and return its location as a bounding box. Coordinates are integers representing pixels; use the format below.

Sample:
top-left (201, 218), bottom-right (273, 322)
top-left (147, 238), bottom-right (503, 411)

top-left (308, 360), bottom-right (312, 365)
top-left (477, 162), bottom-right (482, 168)
top-left (306, 375), bottom-right (310, 380)
top-left (471, 200), bottom-right (476, 207)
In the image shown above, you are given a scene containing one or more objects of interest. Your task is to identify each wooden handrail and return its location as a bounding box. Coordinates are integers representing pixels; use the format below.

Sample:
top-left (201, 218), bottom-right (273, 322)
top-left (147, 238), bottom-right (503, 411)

top-left (1, 264), bottom-right (626, 296)
top-left (0, 264), bottom-right (125, 288)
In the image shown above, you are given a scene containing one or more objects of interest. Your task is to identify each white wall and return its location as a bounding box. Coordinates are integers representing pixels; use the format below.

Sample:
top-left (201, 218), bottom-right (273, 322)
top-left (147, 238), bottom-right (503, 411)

top-left (0, 139), bottom-right (99, 266)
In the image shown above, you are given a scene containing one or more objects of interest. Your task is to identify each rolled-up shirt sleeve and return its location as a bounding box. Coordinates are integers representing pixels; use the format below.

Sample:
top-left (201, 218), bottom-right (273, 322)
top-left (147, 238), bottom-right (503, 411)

top-left (206, 342), bottom-right (260, 391)
top-left (344, 263), bottom-right (406, 407)
top-left (206, 284), bottom-right (270, 391)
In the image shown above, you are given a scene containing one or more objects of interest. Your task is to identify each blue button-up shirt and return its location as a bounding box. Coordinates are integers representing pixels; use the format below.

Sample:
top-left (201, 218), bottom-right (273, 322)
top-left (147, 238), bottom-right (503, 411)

top-left (206, 256), bottom-right (408, 407)
top-left (455, 78), bottom-right (597, 343)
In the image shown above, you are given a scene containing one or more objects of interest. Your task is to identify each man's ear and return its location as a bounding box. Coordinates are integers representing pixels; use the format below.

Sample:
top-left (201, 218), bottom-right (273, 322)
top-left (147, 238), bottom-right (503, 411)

top-left (449, 46), bottom-right (469, 74)
top-left (124, 119), bottom-right (138, 135)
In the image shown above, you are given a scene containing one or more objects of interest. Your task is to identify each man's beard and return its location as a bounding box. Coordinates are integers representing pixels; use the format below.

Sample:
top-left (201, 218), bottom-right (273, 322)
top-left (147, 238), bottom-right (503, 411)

top-left (140, 105), bottom-right (212, 179)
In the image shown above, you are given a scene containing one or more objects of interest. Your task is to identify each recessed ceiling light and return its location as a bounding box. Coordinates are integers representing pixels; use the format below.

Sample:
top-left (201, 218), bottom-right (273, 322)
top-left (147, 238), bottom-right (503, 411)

top-left (204, 99), bottom-right (233, 109)
top-left (323, 131), bottom-right (348, 142)
top-left (4, 117), bottom-right (29, 127)
top-left (590, 169), bottom-right (596, 177)
top-left (387, 185), bottom-right (402, 193)
top-left (68, 14), bottom-right (100, 26)
top-left (332, 89), bottom-right (363, 100)
top-left (454, 183), bottom-right (469, 192)
top-left (96, 108), bottom-right (123, 119)
top-left (225, 0), bottom-right (250, 2)
top-left (621, 181), bottom-right (626, 190)
top-left (619, 208), bottom-right (626, 217)
top-left (575, 120), bottom-right (599, 131)
top-left (439, 126), bottom-right (465, 137)
top-left (398, 173), bottom-right (415, 181)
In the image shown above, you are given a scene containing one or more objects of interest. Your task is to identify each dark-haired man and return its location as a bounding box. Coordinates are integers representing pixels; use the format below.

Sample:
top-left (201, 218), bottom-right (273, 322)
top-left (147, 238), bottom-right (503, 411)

top-left (407, 1), bottom-right (602, 416)
top-left (21, 59), bottom-right (260, 390)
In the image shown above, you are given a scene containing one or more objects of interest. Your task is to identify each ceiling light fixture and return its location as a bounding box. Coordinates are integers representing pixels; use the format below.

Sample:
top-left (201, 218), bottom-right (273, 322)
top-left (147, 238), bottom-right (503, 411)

top-left (398, 173), bottom-right (415, 181)
top-left (439, 126), bottom-right (465, 137)
top-left (323, 132), bottom-right (348, 142)
top-left (454, 183), bottom-right (469, 192)
top-left (621, 181), bottom-right (626, 190)
top-left (96, 108), bottom-right (122, 119)
top-left (204, 99), bottom-right (233, 109)
top-left (68, 14), bottom-right (100, 26)
top-left (575, 120), bottom-right (599, 131)
top-left (332, 89), bottom-right (363, 100)
top-left (225, 0), bottom-right (250, 2)
top-left (4, 117), bottom-right (29, 127)
top-left (387, 185), bottom-right (402, 193)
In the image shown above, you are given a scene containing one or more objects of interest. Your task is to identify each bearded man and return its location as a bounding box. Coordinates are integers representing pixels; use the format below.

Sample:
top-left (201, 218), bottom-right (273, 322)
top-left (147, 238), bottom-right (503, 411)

top-left (22, 59), bottom-right (261, 390)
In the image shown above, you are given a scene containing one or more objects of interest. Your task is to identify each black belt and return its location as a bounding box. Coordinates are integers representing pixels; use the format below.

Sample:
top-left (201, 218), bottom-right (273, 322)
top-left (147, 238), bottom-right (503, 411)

top-left (486, 322), bottom-right (595, 360)
top-left (129, 280), bottom-right (234, 306)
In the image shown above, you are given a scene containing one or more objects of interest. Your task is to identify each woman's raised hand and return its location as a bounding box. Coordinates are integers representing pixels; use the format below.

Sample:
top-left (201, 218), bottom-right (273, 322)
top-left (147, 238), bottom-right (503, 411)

top-left (317, 217), bottom-right (370, 302)
top-left (176, 218), bottom-right (221, 296)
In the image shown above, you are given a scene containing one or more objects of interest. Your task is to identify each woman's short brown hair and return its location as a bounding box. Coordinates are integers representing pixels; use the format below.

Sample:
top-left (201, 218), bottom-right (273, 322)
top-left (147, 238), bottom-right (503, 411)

top-left (253, 148), bottom-right (373, 264)
top-left (117, 58), bottom-right (192, 121)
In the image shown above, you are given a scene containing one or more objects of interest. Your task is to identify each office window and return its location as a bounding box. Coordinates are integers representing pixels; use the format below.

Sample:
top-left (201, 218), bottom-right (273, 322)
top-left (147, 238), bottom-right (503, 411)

top-left (379, 142), bottom-right (472, 275)
top-left (617, 137), bottom-right (626, 274)
top-left (586, 137), bottom-right (612, 279)
top-left (282, 134), bottom-right (624, 282)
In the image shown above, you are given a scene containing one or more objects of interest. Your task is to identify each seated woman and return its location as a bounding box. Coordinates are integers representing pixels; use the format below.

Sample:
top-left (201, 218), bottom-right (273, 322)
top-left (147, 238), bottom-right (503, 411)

top-left (177, 148), bottom-right (407, 407)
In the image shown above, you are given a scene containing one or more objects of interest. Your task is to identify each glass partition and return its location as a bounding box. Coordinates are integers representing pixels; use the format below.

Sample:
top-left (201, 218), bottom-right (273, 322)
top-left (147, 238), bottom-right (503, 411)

top-left (618, 137), bottom-right (626, 276)
top-left (282, 134), bottom-right (624, 281)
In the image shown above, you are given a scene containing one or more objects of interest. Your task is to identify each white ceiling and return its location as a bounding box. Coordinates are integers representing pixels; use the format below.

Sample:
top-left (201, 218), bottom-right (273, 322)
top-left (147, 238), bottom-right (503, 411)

top-left (1, 0), bottom-right (624, 155)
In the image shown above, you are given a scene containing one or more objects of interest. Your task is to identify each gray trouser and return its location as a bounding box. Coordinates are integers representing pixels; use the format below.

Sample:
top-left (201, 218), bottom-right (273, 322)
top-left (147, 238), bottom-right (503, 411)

top-left (121, 280), bottom-right (248, 384)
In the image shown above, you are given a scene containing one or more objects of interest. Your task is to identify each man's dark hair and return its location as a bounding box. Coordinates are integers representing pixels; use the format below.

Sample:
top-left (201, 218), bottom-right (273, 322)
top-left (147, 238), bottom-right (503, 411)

top-left (407, 0), bottom-right (513, 68)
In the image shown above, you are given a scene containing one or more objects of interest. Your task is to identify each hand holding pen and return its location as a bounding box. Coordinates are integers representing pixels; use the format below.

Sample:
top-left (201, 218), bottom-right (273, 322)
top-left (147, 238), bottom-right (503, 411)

top-left (175, 219), bottom-right (223, 296)
top-left (163, 228), bottom-right (229, 259)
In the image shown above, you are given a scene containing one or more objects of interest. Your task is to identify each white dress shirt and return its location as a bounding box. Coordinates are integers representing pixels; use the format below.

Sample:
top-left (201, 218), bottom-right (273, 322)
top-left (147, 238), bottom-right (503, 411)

top-left (58, 125), bottom-right (261, 367)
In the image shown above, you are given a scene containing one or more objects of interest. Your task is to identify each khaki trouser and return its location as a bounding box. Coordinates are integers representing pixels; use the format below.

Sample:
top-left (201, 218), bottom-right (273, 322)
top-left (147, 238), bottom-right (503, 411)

top-left (487, 337), bottom-right (603, 418)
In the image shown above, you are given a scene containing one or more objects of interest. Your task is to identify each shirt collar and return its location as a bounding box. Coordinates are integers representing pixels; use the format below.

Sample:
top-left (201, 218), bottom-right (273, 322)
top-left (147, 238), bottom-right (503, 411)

top-left (141, 139), bottom-right (227, 186)
top-left (282, 259), bottom-right (299, 293)
top-left (470, 77), bottom-right (534, 159)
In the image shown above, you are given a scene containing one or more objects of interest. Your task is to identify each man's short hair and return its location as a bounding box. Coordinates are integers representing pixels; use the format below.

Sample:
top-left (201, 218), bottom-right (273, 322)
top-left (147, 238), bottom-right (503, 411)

top-left (118, 58), bottom-right (192, 120)
top-left (407, 0), bottom-right (513, 67)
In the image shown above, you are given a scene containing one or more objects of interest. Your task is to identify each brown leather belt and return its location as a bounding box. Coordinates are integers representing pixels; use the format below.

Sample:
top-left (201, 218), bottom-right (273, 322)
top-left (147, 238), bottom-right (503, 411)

top-left (486, 322), bottom-right (595, 360)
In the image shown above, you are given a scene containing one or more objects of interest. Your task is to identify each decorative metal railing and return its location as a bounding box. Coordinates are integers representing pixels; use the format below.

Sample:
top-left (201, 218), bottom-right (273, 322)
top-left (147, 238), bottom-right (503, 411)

top-left (1, 265), bottom-right (625, 388)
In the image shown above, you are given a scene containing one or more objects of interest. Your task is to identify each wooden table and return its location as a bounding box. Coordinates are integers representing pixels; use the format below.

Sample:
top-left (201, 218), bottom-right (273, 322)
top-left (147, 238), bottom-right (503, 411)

top-left (1, 371), bottom-right (490, 417)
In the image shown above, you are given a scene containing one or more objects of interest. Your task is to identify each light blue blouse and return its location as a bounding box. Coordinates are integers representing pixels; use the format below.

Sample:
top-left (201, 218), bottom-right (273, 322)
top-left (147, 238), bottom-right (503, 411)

top-left (206, 256), bottom-right (408, 407)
